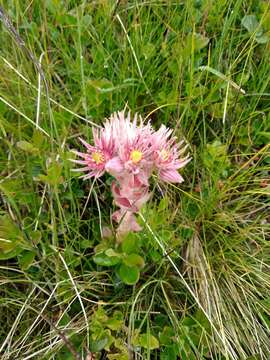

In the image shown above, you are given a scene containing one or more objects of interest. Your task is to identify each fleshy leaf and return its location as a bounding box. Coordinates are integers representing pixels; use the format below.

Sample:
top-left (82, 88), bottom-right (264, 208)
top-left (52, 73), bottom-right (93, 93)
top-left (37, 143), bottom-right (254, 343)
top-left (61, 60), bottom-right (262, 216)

top-left (117, 264), bottom-right (140, 285)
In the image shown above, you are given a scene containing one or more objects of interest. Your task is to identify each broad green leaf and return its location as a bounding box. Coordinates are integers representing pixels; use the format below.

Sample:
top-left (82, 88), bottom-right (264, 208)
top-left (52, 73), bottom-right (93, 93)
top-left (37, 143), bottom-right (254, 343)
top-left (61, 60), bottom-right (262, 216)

top-left (0, 215), bottom-right (30, 260)
top-left (117, 264), bottom-right (140, 285)
top-left (90, 336), bottom-right (109, 352)
top-left (159, 326), bottom-right (175, 346)
top-left (185, 33), bottom-right (209, 53)
top-left (121, 232), bottom-right (139, 254)
top-left (241, 15), bottom-right (269, 43)
top-left (80, 239), bottom-right (93, 249)
top-left (160, 345), bottom-right (179, 360)
top-left (56, 14), bottom-right (77, 26)
top-left (135, 333), bottom-right (159, 350)
top-left (123, 253), bottom-right (145, 269)
top-left (93, 252), bottom-right (120, 267)
top-left (241, 15), bottom-right (260, 33)
top-left (92, 306), bottom-right (108, 324)
top-left (256, 33), bottom-right (269, 44)
top-left (142, 43), bottom-right (156, 59)
top-left (193, 33), bottom-right (209, 51)
top-left (208, 102), bottom-right (224, 119)
top-left (29, 230), bottom-right (41, 245)
top-left (18, 250), bottom-right (36, 270)
top-left (108, 354), bottom-right (129, 360)
top-left (0, 246), bottom-right (24, 260)
top-left (17, 140), bottom-right (39, 154)
top-left (58, 313), bottom-right (71, 327)
top-left (105, 248), bottom-right (122, 258)
top-left (106, 311), bottom-right (123, 331)
top-left (39, 162), bottom-right (63, 185)
top-left (158, 197), bottom-right (169, 212)
top-left (32, 129), bottom-right (45, 149)
top-left (114, 338), bottom-right (129, 353)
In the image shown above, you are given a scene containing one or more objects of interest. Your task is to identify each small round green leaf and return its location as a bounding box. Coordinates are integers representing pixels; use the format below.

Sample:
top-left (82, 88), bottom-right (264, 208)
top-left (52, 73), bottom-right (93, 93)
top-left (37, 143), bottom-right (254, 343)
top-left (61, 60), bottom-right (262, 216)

top-left (123, 253), bottom-right (144, 269)
top-left (118, 264), bottom-right (140, 285)
top-left (93, 252), bottom-right (120, 267)
top-left (18, 250), bottom-right (36, 270)
top-left (138, 333), bottom-right (159, 350)
top-left (121, 232), bottom-right (139, 254)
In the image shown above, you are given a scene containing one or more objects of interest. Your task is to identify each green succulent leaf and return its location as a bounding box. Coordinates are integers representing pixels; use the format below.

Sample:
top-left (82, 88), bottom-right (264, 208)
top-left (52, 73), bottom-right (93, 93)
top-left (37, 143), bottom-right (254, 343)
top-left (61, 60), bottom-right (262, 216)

top-left (117, 264), bottom-right (140, 285)
top-left (133, 333), bottom-right (159, 350)
top-left (93, 252), bottom-right (121, 267)
top-left (123, 253), bottom-right (145, 269)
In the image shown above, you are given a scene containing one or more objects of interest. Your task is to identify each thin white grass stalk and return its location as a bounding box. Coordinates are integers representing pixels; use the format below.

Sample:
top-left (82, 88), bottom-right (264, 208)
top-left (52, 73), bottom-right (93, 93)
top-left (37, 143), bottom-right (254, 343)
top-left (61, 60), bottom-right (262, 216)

top-left (13, 280), bottom-right (86, 355)
top-left (222, 82), bottom-right (230, 125)
top-left (36, 52), bottom-right (45, 128)
top-left (18, 284), bottom-right (58, 349)
top-left (116, 14), bottom-right (143, 79)
top-left (56, 136), bottom-right (66, 161)
top-left (243, 291), bottom-right (264, 358)
top-left (0, 287), bottom-right (37, 353)
top-left (0, 168), bottom-right (20, 184)
top-left (80, 178), bottom-right (96, 218)
top-left (81, 295), bottom-right (127, 305)
top-left (58, 251), bottom-right (90, 349)
top-left (44, 316), bottom-right (89, 359)
top-left (1, 56), bottom-right (31, 84)
top-left (0, 55), bottom-right (101, 128)
top-left (128, 279), bottom-right (159, 353)
top-left (2, 310), bottom-right (84, 359)
top-left (21, 339), bottom-right (63, 360)
top-left (198, 65), bottom-right (246, 94)
top-left (139, 213), bottom-right (237, 360)
top-left (93, 188), bottom-right (103, 237)
top-left (136, 285), bottom-right (158, 333)
top-left (145, 103), bottom-right (178, 120)
top-left (0, 238), bottom-right (11, 243)
top-left (5, 331), bottom-right (51, 360)
top-left (0, 94), bottom-right (50, 137)
top-left (222, 280), bottom-right (256, 355)
top-left (0, 266), bottom-right (24, 273)
top-left (160, 282), bottom-right (183, 343)
top-left (55, 293), bottom-right (83, 327)
top-left (77, 8), bottom-right (88, 117)
top-left (34, 184), bottom-right (47, 231)
top-left (209, 280), bottom-right (229, 352)
top-left (187, 236), bottom-right (229, 353)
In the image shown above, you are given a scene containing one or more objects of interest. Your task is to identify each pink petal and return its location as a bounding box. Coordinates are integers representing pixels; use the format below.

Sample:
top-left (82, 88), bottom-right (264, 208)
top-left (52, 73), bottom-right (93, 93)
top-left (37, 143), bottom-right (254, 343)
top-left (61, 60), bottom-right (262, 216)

top-left (111, 182), bottom-right (134, 209)
top-left (126, 213), bottom-right (142, 232)
top-left (71, 166), bottom-right (90, 172)
top-left (112, 210), bottom-right (123, 223)
top-left (69, 159), bottom-right (88, 165)
top-left (117, 212), bottom-right (142, 235)
top-left (81, 170), bottom-right (104, 179)
top-left (134, 190), bottom-right (151, 209)
top-left (71, 150), bottom-right (88, 158)
top-left (92, 128), bottom-right (101, 147)
top-left (115, 196), bottom-right (133, 209)
top-left (105, 157), bottom-right (124, 176)
top-left (159, 169), bottom-right (184, 183)
top-left (136, 170), bottom-right (150, 186)
top-left (102, 226), bottom-right (113, 238)
top-left (79, 138), bottom-right (93, 151)
top-left (175, 157), bottom-right (191, 169)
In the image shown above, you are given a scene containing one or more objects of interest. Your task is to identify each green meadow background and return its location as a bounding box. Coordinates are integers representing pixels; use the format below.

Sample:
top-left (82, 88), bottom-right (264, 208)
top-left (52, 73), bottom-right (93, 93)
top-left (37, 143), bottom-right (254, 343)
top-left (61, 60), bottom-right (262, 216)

top-left (0, 1), bottom-right (270, 359)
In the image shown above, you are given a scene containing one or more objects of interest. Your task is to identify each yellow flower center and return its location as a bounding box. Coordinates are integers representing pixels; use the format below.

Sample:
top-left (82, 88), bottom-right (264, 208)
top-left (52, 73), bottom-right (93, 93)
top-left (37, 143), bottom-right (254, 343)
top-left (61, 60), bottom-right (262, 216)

top-left (92, 152), bottom-right (104, 164)
top-left (159, 149), bottom-right (169, 161)
top-left (130, 150), bottom-right (143, 164)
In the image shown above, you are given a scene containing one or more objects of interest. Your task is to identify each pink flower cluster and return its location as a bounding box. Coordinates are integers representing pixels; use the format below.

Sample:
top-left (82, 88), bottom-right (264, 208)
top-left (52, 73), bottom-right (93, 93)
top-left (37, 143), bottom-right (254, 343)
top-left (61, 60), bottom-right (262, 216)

top-left (72, 111), bottom-right (190, 236)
